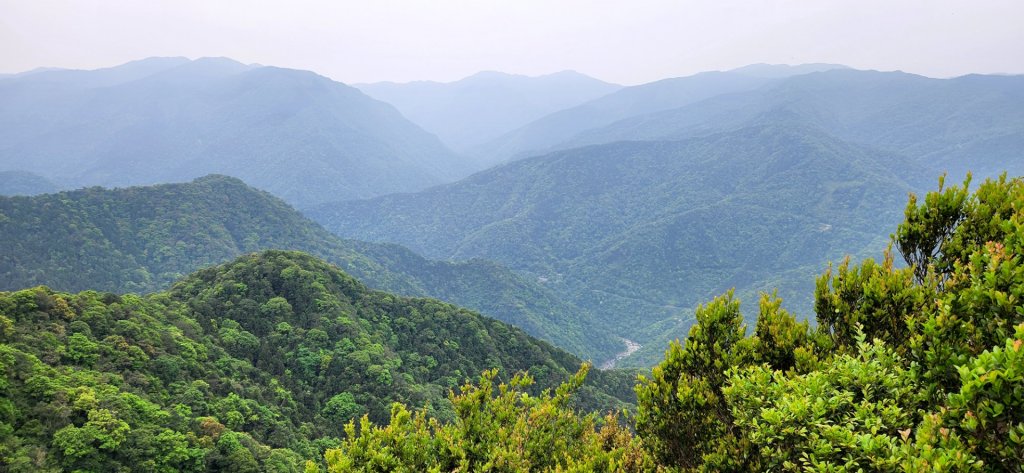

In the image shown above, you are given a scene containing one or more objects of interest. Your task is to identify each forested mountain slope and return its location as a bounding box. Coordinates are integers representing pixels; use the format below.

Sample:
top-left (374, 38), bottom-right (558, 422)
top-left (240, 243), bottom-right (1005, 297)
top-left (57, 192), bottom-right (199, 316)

top-left (325, 175), bottom-right (1024, 472)
top-left (312, 124), bottom-right (926, 365)
top-left (0, 175), bottom-right (620, 360)
top-left (0, 250), bottom-right (635, 471)
top-left (0, 57), bottom-right (466, 208)
top-left (357, 70), bottom-right (620, 152)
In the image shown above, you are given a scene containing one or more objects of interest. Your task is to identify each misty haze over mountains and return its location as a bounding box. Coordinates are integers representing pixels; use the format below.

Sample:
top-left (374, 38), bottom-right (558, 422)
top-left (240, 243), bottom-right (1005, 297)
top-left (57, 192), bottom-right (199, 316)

top-left (3, 46), bottom-right (1023, 470)
top-left (1, 56), bottom-right (1022, 365)
top-left (356, 70), bottom-right (622, 152)
top-left (0, 57), bottom-right (465, 208)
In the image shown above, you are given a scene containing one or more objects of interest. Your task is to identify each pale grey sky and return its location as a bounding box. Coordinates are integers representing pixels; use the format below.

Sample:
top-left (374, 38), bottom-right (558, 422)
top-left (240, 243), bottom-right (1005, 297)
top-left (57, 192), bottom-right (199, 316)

top-left (1, 0), bottom-right (1022, 85)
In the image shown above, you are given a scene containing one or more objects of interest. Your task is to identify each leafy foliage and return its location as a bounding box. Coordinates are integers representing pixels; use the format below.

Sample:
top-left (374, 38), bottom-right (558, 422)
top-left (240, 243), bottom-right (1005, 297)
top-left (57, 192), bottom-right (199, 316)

top-left (628, 175), bottom-right (1024, 471)
top-left (328, 169), bottom-right (1024, 473)
top-left (326, 366), bottom-right (651, 472)
top-left (0, 250), bottom-right (632, 471)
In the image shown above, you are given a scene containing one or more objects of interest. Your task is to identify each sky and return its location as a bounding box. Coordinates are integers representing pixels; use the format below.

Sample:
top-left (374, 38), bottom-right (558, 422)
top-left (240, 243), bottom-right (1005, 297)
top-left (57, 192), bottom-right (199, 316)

top-left (1, 0), bottom-right (1022, 85)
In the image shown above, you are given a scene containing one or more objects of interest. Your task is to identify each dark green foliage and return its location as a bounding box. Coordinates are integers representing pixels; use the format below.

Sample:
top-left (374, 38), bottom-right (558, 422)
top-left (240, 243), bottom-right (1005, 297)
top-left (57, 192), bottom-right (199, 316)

top-left (750, 292), bottom-right (812, 373)
top-left (0, 175), bottom-right (619, 361)
top-left (814, 252), bottom-right (927, 352)
top-left (0, 250), bottom-right (632, 471)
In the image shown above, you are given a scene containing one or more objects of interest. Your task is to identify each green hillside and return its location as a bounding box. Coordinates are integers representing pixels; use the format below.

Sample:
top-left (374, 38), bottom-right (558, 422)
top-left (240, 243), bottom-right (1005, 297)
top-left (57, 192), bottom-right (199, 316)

top-left (322, 175), bottom-right (1024, 471)
top-left (311, 124), bottom-right (925, 366)
top-left (0, 176), bottom-right (620, 361)
top-left (0, 250), bottom-right (635, 471)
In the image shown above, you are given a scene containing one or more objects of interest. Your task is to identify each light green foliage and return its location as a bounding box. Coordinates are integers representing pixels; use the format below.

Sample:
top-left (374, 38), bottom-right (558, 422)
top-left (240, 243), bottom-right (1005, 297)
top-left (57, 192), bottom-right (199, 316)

top-left (634, 292), bottom-right (747, 469)
top-left (814, 251), bottom-right (928, 352)
top-left (895, 174), bottom-right (972, 283)
top-left (326, 365), bottom-right (650, 472)
top-left (724, 337), bottom-right (926, 471)
top-left (946, 324), bottom-right (1024, 469)
top-left (908, 175), bottom-right (1024, 399)
top-left (632, 175), bottom-right (1024, 471)
top-left (0, 250), bottom-right (632, 471)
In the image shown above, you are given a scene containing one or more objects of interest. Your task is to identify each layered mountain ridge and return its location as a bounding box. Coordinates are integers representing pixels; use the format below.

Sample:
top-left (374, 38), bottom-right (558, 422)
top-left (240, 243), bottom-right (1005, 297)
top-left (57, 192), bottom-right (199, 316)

top-left (0, 175), bottom-right (621, 360)
top-left (0, 57), bottom-right (469, 208)
top-left (311, 122), bottom-right (928, 365)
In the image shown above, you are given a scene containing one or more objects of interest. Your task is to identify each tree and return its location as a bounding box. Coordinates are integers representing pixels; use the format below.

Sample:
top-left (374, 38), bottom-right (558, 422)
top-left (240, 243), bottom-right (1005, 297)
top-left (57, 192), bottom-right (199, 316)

top-left (635, 291), bottom-right (748, 470)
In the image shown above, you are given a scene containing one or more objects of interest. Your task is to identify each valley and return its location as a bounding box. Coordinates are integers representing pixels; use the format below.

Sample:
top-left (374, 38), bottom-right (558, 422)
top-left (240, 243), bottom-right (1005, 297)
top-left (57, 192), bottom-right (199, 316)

top-left (1, 21), bottom-right (1022, 467)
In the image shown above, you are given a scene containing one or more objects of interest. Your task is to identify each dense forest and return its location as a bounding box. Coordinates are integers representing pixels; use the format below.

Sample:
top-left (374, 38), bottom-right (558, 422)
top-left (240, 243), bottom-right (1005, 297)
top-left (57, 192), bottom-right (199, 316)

top-left (2, 174), bottom-right (1021, 471)
top-left (318, 175), bottom-right (1024, 470)
top-left (312, 123), bottom-right (922, 366)
top-left (0, 175), bottom-right (621, 361)
top-left (0, 250), bottom-right (635, 471)
top-left (1, 56), bottom-right (1021, 471)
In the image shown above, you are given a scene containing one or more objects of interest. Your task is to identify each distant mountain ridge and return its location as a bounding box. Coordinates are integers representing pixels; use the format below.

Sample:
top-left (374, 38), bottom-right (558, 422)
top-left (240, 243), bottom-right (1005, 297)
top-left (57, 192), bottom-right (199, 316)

top-left (479, 68), bottom-right (1024, 179)
top-left (0, 170), bottom-right (57, 196)
top-left (356, 70), bottom-right (621, 153)
top-left (471, 63), bottom-right (850, 165)
top-left (0, 175), bottom-right (621, 360)
top-left (0, 57), bottom-right (468, 208)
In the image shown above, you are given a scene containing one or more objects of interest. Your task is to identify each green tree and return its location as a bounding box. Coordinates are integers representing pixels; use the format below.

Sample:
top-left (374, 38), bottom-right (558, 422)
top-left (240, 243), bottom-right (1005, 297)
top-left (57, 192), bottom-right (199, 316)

top-left (634, 291), bottom-right (748, 470)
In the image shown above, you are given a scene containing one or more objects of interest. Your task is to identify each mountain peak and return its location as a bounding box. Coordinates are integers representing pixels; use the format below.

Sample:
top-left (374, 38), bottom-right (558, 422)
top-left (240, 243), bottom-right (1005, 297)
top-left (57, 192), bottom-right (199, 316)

top-left (729, 63), bottom-right (850, 78)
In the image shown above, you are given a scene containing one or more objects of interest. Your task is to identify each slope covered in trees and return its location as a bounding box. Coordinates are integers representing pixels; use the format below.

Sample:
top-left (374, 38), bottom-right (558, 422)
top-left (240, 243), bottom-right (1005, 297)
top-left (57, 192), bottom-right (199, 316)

top-left (0, 57), bottom-right (467, 208)
top-left (311, 124), bottom-right (925, 365)
top-left (323, 175), bottom-right (1024, 471)
top-left (0, 250), bottom-right (636, 472)
top-left (0, 175), bottom-right (620, 361)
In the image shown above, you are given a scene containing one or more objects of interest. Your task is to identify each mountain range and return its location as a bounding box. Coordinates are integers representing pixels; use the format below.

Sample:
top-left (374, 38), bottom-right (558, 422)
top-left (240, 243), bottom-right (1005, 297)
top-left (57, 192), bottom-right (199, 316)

top-left (472, 63), bottom-right (848, 166)
top-left (0, 57), bottom-right (467, 208)
top-left (3, 57), bottom-right (1020, 366)
top-left (310, 122), bottom-right (928, 365)
top-left (0, 175), bottom-right (621, 361)
top-left (475, 68), bottom-right (1024, 179)
top-left (356, 70), bottom-right (621, 153)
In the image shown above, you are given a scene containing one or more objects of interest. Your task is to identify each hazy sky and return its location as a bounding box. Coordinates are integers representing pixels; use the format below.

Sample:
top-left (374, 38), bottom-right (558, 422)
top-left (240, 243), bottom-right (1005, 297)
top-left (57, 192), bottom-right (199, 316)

top-left (2, 0), bottom-right (1022, 85)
